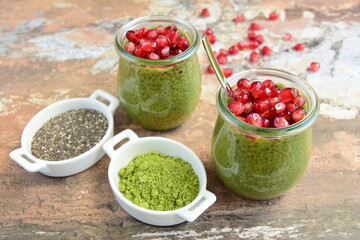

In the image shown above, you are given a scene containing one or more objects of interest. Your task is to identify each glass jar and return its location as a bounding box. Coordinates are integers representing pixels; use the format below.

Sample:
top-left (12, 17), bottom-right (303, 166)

top-left (212, 68), bottom-right (319, 200)
top-left (114, 16), bottom-right (201, 131)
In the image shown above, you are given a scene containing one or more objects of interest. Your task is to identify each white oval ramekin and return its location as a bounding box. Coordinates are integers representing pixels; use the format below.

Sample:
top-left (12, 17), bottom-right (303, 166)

top-left (9, 89), bottom-right (119, 177)
top-left (103, 129), bottom-right (216, 226)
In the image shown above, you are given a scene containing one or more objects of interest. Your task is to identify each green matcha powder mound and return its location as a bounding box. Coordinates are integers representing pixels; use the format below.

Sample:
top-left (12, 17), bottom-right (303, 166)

top-left (118, 152), bottom-right (200, 211)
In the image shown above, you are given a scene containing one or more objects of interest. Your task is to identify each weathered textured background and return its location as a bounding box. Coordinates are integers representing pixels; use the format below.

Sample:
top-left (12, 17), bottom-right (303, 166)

top-left (1, 0), bottom-right (359, 239)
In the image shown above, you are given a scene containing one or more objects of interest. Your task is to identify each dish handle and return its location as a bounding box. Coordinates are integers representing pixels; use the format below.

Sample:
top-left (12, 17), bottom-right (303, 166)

top-left (103, 129), bottom-right (139, 159)
top-left (177, 190), bottom-right (216, 222)
top-left (89, 89), bottom-right (120, 115)
top-left (9, 148), bottom-right (47, 173)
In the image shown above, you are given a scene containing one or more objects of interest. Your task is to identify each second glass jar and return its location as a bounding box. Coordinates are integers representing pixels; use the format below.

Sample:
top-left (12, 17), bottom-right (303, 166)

top-left (114, 16), bottom-right (201, 131)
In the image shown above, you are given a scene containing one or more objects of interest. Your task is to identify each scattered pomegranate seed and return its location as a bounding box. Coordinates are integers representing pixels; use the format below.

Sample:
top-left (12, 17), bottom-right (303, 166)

top-left (254, 35), bottom-right (264, 44)
top-left (293, 95), bottom-right (306, 107)
top-left (249, 51), bottom-right (260, 63)
top-left (217, 55), bottom-right (228, 65)
top-left (269, 12), bottom-right (279, 21)
top-left (248, 31), bottom-right (256, 40)
top-left (219, 48), bottom-right (228, 56)
top-left (228, 45), bottom-right (239, 55)
top-left (292, 108), bottom-right (306, 122)
top-left (228, 101), bottom-right (244, 115)
top-left (293, 43), bottom-right (305, 51)
top-left (222, 68), bottom-right (233, 77)
top-left (234, 13), bottom-right (244, 23)
top-left (204, 27), bottom-right (214, 36)
top-left (249, 22), bottom-right (261, 31)
top-left (308, 62), bottom-right (320, 72)
top-left (201, 8), bottom-right (210, 17)
top-left (261, 46), bottom-right (272, 56)
top-left (207, 65), bottom-right (214, 74)
top-left (248, 41), bottom-right (259, 50)
top-left (278, 88), bottom-right (298, 102)
top-left (208, 35), bottom-right (216, 44)
top-left (283, 32), bottom-right (292, 41)
top-left (247, 112), bottom-right (263, 127)
top-left (274, 116), bottom-right (289, 128)
top-left (236, 42), bottom-right (248, 50)
top-left (237, 78), bottom-right (252, 90)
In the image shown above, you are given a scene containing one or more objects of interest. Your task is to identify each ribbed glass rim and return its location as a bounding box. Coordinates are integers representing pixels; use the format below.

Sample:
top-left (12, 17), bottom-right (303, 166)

top-left (114, 15), bottom-right (199, 66)
top-left (216, 68), bottom-right (320, 138)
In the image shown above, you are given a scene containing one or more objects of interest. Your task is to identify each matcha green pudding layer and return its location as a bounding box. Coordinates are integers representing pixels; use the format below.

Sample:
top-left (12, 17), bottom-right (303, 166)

top-left (212, 68), bottom-right (320, 200)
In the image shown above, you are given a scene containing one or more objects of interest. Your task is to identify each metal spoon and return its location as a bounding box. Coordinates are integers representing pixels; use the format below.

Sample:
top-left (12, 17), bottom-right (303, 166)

top-left (201, 35), bottom-right (232, 96)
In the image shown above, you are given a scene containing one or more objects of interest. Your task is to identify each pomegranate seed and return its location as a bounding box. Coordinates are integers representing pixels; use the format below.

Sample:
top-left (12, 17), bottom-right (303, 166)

top-left (155, 35), bottom-right (169, 48)
top-left (261, 46), bottom-right (272, 56)
top-left (156, 25), bottom-right (165, 35)
top-left (164, 26), bottom-right (174, 39)
top-left (250, 81), bottom-right (262, 93)
top-left (237, 78), bottom-right (251, 90)
top-left (161, 45), bottom-right (170, 58)
top-left (269, 12), bottom-right (279, 20)
top-left (249, 22), bottom-right (261, 31)
top-left (262, 79), bottom-right (275, 90)
top-left (274, 116), bottom-right (289, 128)
top-left (254, 99), bottom-right (270, 114)
top-left (126, 30), bottom-right (140, 44)
top-left (248, 31), bottom-right (256, 40)
top-left (141, 40), bottom-right (156, 52)
top-left (236, 41), bottom-right (247, 50)
top-left (292, 108), bottom-right (306, 122)
top-left (234, 13), bottom-right (244, 23)
top-left (278, 88), bottom-right (298, 102)
top-left (249, 51), bottom-right (260, 63)
top-left (286, 102), bottom-right (298, 112)
top-left (261, 110), bottom-right (276, 120)
top-left (283, 32), bottom-right (292, 41)
top-left (293, 43), bottom-right (305, 51)
top-left (254, 35), bottom-right (264, 44)
top-left (232, 88), bottom-right (244, 99)
top-left (213, 51), bottom-right (220, 58)
top-left (170, 47), bottom-right (182, 56)
top-left (177, 36), bottom-right (189, 51)
top-left (125, 42), bottom-right (135, 53)
top-left (248, 41), bottom-right (259, 49)
top-left (269, 97), bottom-right (280, 107)
top-left (222, 68), bottom-right (233, 77)
top-left (274, 102), bottom-right (286, 114)
top-left (169, 30), bottom-right (180, 46)
top-left (219, 48), bottom-right (228, 56)
top-left (147, 52), bottom-right (160, 60)
top-left (137, 28), bottom-right (148, 38)
top-left (201, 8), bottom-right (210, 17)
top-left (308, 62), bottom-right (320, 72)
top-left (207, 65), bottom-right (214, 74)
top-left (258, 87), bottom-right (272, 99)
top-left (228, 45), bottom-right (239, 55)
top-left (271, 88), bottom-right (281, 97)
top-left (246, 112), bottom-right (263, 127)
top-left (279, 111), bottom-right (292, 122)
top-left (208, 35), bottom-right (216, 44)
top-left (133, 46), bottom-right (146, 58)
top-left (263, 118), bottom-right (271, 127)
top-left (243, 102), bottom-right (253, 113)
top-left (228, 101), bottom-right (244, 115)
top-left (235, 92), bottom-right (251, 103)
top-left (293, 95), bottom-right (306, 107)
top-left (146, 30), bottom-right (158, 41)
top-left (204, 27), bottom-right (214, 36)
top-left (217, 55), bottom-right (228, 65)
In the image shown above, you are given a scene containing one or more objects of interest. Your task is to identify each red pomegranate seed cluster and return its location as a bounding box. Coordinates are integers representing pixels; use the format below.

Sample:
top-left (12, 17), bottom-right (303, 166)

top-left (124, 25), bottom-right (190, 59)
top-left (227, 78), bottom-right (307, 128)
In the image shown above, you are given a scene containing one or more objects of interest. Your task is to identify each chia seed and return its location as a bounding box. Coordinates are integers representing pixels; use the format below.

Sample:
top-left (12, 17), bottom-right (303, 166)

top-left (31, 108), bottom-right (108, 161)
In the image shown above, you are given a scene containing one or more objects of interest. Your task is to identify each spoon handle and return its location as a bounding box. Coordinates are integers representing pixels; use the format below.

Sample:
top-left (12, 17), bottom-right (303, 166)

top-left (201, 35), bottom-right (232, 95)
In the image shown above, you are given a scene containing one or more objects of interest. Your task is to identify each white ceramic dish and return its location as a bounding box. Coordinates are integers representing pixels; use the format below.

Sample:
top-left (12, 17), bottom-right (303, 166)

top-left (103, 129), bottom-right (216, 226)
top-left (9, 89), bottom-right (119, 177)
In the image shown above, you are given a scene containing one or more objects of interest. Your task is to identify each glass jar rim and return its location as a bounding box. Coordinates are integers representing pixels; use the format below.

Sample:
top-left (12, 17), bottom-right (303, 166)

top-left (114, 15), bottom-right (199, 66)
top-left (216, 68), bottom-right (320, 138)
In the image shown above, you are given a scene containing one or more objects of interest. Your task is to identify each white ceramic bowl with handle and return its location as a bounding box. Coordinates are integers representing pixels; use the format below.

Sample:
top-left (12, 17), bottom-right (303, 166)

top-left (103, 129), bottom-right (216, 226)
top-left (9, 89), bottom-right (119, 177)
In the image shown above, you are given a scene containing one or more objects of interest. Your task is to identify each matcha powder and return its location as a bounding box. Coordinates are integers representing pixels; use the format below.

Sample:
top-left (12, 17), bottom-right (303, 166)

top-left (118, 152), bottom-right (200, 211)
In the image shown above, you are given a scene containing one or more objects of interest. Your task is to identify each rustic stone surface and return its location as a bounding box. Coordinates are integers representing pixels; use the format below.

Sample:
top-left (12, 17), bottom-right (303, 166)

top-left (1, 0), bottom-right (359, 239)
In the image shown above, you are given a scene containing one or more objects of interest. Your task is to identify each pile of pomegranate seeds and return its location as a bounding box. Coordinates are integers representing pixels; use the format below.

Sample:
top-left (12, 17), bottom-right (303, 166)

top-left (125, 25), bottom-right (190, 59)
top-left (227, 78), bottom-right (307, 128)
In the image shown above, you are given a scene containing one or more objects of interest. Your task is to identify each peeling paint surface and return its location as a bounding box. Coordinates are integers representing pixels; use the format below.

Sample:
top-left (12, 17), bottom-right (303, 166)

top-left (0, 0), bottom-right (359, 239)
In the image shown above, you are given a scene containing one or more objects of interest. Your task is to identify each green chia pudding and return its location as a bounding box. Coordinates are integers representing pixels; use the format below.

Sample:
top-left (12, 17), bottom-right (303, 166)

top-left (212, 117), bottom-right (311, 200)
top-left (117, 56), bottom-right (201, 130)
